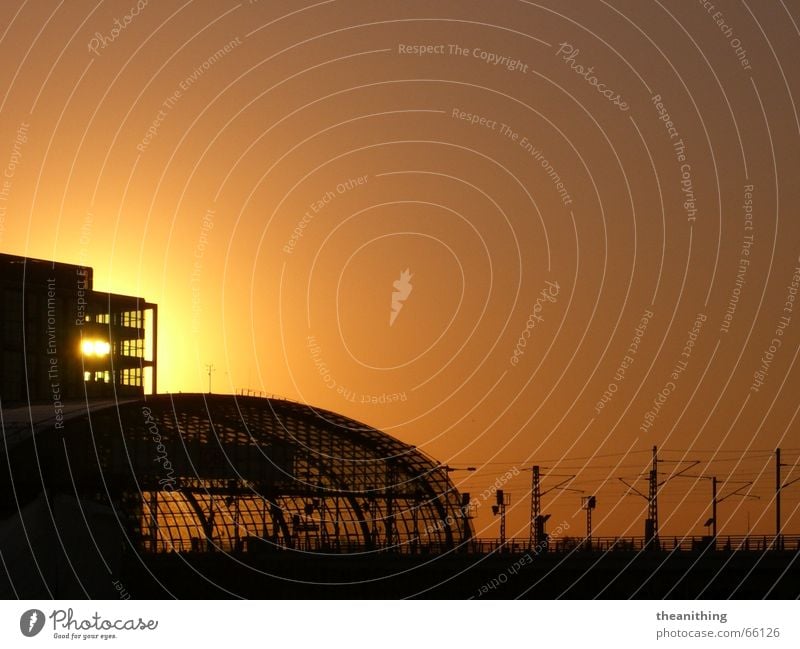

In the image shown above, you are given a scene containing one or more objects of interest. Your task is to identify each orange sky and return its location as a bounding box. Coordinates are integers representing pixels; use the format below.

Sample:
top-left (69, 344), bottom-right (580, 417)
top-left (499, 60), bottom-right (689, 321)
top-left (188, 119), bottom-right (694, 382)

top-left (1, 0), bottom-right (799, 539)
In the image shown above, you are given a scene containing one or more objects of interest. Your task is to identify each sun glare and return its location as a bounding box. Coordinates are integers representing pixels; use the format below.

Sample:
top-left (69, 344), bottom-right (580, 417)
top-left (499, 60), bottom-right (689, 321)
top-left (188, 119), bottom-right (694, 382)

top-left (81, 339), bottom-right (111, 357)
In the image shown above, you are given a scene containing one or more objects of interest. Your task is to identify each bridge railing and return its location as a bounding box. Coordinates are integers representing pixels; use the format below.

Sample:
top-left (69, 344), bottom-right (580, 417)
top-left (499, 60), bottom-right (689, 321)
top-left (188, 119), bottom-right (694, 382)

top-left (147, 533), bottom-right (800, 555)
top-left (468, 534), bottom-right (800, 554)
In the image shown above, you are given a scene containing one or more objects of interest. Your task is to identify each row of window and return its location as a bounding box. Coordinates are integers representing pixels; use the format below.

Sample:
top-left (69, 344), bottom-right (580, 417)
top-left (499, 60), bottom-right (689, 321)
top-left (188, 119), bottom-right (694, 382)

top-left (122, 368), bottom-right (143, 386)
top-left (84, 368), bottom-right (143, 386)
top-left (120, 310), bottom-right (144, 328)
top-left (85, 370), bottom-right (111, 383)
top-left (84, 310), bottom-right (144, 327)
top-left (121, 339), bottom-right (145, 357)
top-left (2, 291), bottom-right (144, 328)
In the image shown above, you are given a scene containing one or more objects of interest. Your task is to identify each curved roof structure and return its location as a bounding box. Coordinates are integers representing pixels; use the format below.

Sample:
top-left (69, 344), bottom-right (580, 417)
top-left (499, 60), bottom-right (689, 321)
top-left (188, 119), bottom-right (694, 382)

top-left (1, 394), bottom-right (471, 554)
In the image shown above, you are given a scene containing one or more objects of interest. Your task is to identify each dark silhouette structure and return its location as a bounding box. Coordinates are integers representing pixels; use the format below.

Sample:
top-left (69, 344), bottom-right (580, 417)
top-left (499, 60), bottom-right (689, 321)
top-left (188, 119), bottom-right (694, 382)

top-left (0, 393), bottom-right (475, 597)
top-left (0, 253), bottom-right (157, 405)
top-left (2, 392), bottom-right (797, 599)
top-left (0, 254), bottom-right (797, 599)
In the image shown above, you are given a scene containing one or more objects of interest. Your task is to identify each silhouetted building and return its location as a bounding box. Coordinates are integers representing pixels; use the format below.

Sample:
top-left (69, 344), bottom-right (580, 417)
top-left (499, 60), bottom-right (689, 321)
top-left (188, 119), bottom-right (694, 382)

top-left (0, 393), bottom-right (473, 596)
top-left (6, 394), bottom-right (471, 553)
top-left (2, 394), bottom-right (799, 599)
top-left (0, 253), bottom-right (157, 406)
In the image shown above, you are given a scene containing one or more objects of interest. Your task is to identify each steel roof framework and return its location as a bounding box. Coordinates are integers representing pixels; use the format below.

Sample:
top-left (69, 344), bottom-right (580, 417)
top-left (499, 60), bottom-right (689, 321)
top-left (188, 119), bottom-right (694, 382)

top-left (6, 394), bottom-right (471, 554)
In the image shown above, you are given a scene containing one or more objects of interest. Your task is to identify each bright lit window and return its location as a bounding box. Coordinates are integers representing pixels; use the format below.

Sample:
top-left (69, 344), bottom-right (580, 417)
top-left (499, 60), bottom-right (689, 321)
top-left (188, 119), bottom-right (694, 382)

top-left (81, 339), bottom-right (111, 356)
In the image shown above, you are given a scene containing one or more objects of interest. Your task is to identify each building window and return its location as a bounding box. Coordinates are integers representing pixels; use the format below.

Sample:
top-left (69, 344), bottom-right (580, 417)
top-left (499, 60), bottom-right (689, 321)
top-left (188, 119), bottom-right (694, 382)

top-left (121, 368), bottom-right (142, 386)
top-left (120, 310), bottom-right (143, 328)
top-left (121, 338), bottom-right (144, 357)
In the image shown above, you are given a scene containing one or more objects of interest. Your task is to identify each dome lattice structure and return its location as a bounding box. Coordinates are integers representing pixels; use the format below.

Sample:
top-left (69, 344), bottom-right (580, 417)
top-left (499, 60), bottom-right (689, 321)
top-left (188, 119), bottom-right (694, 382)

top-left (3, 394), bottom-right (472, 554)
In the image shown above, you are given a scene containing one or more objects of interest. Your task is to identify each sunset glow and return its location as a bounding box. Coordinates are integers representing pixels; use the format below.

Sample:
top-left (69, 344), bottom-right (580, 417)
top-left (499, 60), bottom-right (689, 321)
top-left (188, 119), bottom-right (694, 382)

top-left (1, 0), bottom-right (799, 547)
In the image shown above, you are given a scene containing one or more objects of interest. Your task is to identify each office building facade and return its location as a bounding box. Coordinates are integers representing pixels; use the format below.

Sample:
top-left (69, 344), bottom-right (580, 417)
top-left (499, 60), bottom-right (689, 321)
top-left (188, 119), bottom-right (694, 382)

top-left (0, 253), bottom-right (157, 406)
